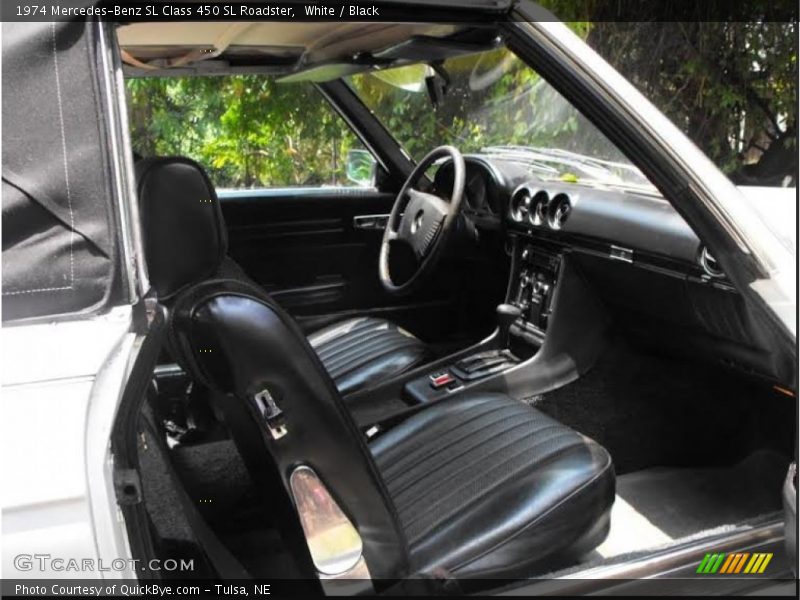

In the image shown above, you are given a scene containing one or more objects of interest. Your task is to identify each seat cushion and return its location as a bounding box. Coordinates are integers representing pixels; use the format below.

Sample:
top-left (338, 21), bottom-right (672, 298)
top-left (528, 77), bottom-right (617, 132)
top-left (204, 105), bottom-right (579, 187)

top-left (307, 317), bottom-right (428, 396)
top-left (370, 393), bottom-right (615, 579)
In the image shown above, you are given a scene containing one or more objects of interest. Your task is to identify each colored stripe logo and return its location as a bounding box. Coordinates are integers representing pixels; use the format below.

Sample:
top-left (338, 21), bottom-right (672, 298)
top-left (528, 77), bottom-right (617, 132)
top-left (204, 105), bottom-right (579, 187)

top-left (696, 552), bottom-right (772, 574)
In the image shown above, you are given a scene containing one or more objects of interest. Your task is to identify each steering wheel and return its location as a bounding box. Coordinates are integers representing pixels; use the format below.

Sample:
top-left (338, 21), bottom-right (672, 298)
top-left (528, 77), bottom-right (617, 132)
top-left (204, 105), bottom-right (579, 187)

top-left (379, 145), bottom-right (465, 295)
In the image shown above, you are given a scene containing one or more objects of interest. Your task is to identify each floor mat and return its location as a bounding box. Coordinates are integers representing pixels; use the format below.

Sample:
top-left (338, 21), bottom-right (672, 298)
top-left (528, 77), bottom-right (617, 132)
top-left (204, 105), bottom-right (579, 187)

top-left (595, 449), bottom-right (788, 558)
top-left (533, 339), bottom-right (794, 474)
top-left (171, 439), bottom-right (254, 517)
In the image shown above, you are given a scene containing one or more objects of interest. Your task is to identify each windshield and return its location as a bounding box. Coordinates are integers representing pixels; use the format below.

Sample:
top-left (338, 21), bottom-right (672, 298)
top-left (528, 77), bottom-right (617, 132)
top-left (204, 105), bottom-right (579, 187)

top-left (345, 47), bottom-right (654, 191)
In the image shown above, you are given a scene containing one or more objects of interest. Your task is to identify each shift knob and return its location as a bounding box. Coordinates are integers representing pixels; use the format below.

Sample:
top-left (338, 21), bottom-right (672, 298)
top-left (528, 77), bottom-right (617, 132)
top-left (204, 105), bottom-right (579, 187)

top-left (497, 303), bottom-right (522, 348)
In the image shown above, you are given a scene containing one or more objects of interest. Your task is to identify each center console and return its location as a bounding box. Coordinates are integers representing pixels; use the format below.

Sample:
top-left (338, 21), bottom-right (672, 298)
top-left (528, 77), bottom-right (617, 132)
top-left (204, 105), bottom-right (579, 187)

top-left (403, 242), bottom-right (562, 403)
top-left (508, 244), bottom-right (560, 346)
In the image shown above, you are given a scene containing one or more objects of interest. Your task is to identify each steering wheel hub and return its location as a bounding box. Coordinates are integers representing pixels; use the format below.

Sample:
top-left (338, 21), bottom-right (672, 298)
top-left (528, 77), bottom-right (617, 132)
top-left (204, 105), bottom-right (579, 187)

top-left (411, 209), bottom-right (425, 234)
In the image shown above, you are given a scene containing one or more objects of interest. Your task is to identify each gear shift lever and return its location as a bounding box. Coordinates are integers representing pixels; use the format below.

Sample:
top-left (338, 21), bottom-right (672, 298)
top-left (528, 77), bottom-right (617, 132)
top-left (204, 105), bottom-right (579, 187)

top-left (497, 303), bottom-right (522, 348)
top-left (453, 303), bottom-right (523, 377)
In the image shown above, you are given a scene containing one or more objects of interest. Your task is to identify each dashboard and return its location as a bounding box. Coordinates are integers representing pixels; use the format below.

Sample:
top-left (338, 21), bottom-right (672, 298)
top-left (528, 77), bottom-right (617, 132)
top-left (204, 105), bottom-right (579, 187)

top-left (431, 154), bottom-right (788, 384)
top-left (433, 154), bottom-right (718, 280)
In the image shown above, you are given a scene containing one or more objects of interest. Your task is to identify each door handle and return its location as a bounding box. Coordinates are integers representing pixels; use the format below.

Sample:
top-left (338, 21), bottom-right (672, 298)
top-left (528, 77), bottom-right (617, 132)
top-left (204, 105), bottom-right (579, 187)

top-left (353, 214), bottom-right (392, 231)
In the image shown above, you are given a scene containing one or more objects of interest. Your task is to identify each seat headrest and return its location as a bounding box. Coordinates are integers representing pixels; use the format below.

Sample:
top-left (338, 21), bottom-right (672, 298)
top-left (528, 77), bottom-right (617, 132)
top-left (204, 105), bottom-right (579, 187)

top-left (136, 157), bottom-right (227, 300)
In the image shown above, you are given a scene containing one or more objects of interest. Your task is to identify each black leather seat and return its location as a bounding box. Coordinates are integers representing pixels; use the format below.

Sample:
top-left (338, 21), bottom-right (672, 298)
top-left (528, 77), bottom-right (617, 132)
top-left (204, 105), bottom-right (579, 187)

top-left (136, 157), bottom-right (616, 583)
top-left (308, 316), bottom-right (427, 395)
top-left (135, 156), bottom-right (427, 395)
top-left (371, 393), bottom-right (614, 578)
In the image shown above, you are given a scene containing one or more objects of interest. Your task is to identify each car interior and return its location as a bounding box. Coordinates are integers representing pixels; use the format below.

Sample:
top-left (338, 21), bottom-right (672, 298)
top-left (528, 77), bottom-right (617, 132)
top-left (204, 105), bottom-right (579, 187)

top-left (115, 22), bottom-right (796, 590)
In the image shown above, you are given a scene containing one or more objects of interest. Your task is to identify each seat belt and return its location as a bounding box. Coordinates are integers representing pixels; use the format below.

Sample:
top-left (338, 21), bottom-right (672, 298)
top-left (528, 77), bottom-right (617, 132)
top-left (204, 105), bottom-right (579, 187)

top-left (171, 481), bottom-right (252, 580)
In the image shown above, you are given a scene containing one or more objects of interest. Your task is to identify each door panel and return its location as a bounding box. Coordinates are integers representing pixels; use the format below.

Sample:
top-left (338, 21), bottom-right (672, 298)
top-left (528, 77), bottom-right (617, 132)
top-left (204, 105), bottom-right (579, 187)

top-left (219, 188), bottom-right (467, 339)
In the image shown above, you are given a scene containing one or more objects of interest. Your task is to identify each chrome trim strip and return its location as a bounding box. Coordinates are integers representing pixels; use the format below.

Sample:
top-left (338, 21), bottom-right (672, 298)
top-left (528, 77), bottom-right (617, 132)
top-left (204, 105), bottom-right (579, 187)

top-left (289, 466), bottom-right (366, 578)
top-left (153, 363), bottom-right (185, 377)
top-left (217, 187), bottom-right (381, 200)
top-left (98, 22), bottom-right (150, 302)
top-left (609, 245), bottom-right (634, 263)
top-left (499, 520), bottom-right (785, 597)
top-left (565, 520), bottom-right (784, 581)
top-left (353, 213), bottom-right (392, 230)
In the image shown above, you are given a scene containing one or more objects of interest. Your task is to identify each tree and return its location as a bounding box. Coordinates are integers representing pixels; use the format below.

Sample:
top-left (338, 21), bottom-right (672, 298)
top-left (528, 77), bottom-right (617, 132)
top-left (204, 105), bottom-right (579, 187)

top-left (126, 77), bottom-right (359, 188)
top-left (540, 1), bottom-right (797, 185)
top-left (126, 13), bottom-right (796, 188)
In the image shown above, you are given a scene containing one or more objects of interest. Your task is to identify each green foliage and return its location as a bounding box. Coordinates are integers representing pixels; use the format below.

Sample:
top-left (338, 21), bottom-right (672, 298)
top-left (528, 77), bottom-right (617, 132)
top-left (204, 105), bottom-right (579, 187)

top-left (126, 15), bottom-right (796, 188)
top-left (127, 77), bottom-right (360, 187)
top-left (585, 20), bottom-right (797, 184)
top-left (346, 48), bottom-right (628, 166)
top-left (538, 0), bottom-right (797, 184)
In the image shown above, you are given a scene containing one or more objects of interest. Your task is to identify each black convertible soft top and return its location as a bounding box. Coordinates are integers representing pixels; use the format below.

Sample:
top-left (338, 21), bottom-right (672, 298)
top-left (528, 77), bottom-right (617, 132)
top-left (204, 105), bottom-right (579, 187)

top-left (2, 20), bottom-right (121, 322)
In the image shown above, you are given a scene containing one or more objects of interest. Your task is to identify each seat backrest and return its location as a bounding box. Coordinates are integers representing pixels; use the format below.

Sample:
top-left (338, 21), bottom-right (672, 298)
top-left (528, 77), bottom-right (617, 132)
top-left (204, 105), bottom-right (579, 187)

top-left (136, 157), bottom-right (229, 300)
top-left (136, 157), bottom-right (409, 580)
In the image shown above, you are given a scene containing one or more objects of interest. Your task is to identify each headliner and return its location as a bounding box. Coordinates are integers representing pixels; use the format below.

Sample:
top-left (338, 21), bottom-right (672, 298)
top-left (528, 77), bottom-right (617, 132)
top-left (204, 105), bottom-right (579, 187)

top-left (117, 22), bottom-right (464, 73)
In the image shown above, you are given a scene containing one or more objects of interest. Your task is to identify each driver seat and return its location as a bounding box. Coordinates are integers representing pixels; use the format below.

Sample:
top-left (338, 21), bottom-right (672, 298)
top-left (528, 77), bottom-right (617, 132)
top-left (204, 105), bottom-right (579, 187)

top-left (136, 156), bottom-right (428, 395)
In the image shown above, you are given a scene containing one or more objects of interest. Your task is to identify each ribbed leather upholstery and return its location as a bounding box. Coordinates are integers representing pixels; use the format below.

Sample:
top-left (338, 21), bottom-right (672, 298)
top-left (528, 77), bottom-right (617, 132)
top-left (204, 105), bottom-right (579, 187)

top-left (138, 157), bottom-right (617, 581)
top-left (135, 156), bottom-right (430, 396)
top-left (371, 393), bottom-right (615, 578)
top-left (307, 317), bottom-right (428, 395)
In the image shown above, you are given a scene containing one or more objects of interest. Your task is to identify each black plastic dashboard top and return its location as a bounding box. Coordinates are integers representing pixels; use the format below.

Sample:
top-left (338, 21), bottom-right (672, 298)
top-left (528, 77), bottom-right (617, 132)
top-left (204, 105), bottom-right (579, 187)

top-left (508, 179), bottom-right (702, 265)
top-left (445, 155), bottom-right (704, 267)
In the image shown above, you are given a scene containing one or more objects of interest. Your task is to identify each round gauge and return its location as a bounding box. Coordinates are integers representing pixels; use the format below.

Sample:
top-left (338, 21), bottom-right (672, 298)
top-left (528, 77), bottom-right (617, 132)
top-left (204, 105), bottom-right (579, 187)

top-left (431, 159), bottom-right (501, 216)
top-left (432, 162), bottom-right (454, 198)
top-left (466, 171), bottom-right (487, 211)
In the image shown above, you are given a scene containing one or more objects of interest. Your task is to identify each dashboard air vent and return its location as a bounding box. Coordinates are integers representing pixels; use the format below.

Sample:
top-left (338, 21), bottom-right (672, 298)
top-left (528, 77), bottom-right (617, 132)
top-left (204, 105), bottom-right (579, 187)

top-left (530, 190), bottom-right (549, 226)
top-left (509, 187), bottom-right (531, 222)
top-left (699, 247), bottom-right (725, 278)
top-left (547, 193), bottom-right (572, 230)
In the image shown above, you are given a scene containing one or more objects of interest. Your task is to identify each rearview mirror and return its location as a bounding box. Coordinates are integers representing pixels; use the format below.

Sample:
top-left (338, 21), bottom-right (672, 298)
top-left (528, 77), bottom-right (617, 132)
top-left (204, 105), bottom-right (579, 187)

top-left (345, 149), bottom-right (377, 187)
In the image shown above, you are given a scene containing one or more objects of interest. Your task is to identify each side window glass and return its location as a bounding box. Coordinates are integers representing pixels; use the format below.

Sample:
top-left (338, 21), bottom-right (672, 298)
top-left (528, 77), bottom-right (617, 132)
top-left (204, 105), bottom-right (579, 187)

top-left (126, 77), bottom-right (377, 189)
